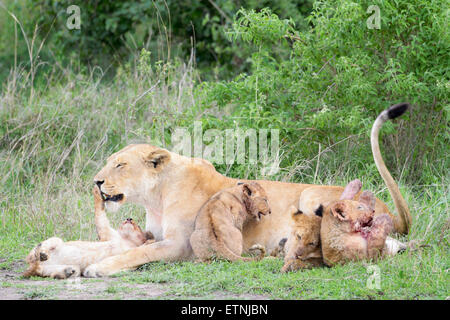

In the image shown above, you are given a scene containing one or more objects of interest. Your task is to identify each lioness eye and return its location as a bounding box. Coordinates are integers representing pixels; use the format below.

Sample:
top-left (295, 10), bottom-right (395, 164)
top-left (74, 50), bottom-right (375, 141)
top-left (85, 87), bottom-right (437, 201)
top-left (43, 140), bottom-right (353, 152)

top-left (296, 234), bottom-right (301, 240)
top-left (116, 163), bottom-right (125, 168)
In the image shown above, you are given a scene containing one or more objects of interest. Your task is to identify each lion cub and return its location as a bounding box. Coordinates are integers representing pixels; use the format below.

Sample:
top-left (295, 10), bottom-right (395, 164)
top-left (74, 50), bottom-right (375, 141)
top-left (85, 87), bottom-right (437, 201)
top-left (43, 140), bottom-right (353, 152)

top-left (24, 187), bottom-right (153, 279)
top-left (281, 206), bottom-right (323, 272)
top-left (321, 180), bottom-right (394, 266)
top-left (190, 182), bottom-right (271, 262)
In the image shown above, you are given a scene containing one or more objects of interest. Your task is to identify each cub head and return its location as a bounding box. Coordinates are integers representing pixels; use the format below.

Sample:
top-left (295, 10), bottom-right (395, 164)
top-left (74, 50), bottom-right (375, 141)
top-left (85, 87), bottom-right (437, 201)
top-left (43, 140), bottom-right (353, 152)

top-left (284, 206), bottom-right (322, 261)
top-left (238, 182), bottom-right (271, 221)
top-left (23, 237), bottom-right (64, 277)
top-left (325, 179), bottom-right (376, 234)
top-left (94, 144), bottom-right (171, 212)
top-left (118, 218), bottom-right (153, 246)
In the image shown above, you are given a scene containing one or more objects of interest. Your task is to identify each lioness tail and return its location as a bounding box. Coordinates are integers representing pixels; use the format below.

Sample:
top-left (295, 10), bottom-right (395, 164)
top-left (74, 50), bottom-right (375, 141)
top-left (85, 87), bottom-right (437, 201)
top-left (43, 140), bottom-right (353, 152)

top-left (370, 103), bottom-right (412, 234)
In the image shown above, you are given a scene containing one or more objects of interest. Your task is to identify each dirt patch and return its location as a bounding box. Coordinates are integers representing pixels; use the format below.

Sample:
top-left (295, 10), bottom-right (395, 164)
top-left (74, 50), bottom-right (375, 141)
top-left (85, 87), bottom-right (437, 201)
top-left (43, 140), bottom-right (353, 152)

top-left (0, 269), bottom-right (270, 300)
top-left (0, 269), bottom-right (166, 300)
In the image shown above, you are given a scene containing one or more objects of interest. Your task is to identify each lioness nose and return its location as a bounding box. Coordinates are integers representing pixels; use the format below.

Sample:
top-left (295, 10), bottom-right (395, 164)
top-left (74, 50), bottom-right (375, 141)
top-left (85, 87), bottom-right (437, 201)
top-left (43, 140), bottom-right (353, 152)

top-left (95, 180), bottom-right (104, 187)
top-left (127, 218), bottom-right (133, 222)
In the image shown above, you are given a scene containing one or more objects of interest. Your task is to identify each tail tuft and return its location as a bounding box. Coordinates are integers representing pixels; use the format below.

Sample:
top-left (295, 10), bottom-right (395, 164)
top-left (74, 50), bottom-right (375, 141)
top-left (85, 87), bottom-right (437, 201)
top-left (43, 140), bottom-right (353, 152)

top-left (387, 103), bottom-right (409, 119)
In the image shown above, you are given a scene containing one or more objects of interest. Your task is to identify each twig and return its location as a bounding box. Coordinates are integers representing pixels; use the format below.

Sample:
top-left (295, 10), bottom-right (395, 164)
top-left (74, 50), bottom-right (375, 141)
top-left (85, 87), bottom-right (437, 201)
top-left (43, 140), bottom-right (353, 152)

top-left (207, 0), bottom-right (232, 23)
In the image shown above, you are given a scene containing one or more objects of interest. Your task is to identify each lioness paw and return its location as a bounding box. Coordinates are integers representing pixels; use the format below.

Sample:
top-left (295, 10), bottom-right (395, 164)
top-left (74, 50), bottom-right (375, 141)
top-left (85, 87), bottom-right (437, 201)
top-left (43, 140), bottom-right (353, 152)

top-left (92, 186), bottom-right (105, 211)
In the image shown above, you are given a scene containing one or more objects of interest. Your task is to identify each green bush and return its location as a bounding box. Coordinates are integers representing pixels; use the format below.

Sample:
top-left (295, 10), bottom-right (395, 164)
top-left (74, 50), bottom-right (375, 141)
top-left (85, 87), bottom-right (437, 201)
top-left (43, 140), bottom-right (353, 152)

top-left (17, 0), bottom-right (312, 80)
top-left (199, 1), bottom-right (449, 184)
top-left (0, 1), bottom-right (447, 187)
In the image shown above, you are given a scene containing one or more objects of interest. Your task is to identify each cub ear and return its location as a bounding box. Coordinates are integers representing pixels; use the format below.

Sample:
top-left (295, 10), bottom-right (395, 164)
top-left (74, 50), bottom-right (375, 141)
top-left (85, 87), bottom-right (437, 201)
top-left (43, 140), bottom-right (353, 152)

top-left (144, 149), bottom-right (171, 171)
top-left (359, 190), bottom-right (376, 211)
top-left (242, 183), bottom-right (258, 197)
top-left (314, 204), bottom-right (324, 217)
top-left (144, 231), bottom-right (154, 241)
top-left (330, 202), bottom-right (348, 221)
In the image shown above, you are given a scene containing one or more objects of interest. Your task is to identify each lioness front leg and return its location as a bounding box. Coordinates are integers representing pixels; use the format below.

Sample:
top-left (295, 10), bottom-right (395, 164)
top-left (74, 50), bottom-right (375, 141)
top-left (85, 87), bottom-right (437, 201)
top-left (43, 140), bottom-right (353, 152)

top-left (92, 186), bottom-right (117, 241)
top-left (83, 237), bottom-right (191, 277)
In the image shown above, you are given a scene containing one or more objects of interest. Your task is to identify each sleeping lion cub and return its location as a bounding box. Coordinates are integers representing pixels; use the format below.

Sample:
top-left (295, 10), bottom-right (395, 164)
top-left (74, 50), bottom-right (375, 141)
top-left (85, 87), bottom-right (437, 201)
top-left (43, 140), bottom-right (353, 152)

top-left (23, 187), bottom-right (153, 279)
top-left (190, 182), bottom-right (271, 262)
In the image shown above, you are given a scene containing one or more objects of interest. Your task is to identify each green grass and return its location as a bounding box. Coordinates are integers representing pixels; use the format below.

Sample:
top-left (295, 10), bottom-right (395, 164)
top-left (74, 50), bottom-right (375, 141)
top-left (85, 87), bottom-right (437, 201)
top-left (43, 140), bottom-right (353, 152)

top-left (1, 182), bottom-right (448, 299)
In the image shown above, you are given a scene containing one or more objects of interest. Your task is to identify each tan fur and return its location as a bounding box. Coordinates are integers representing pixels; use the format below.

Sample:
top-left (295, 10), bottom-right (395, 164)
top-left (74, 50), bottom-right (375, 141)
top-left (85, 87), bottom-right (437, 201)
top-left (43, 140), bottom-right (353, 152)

top-left (371, 110), bottom-right (412, 234)
top-left (320, 183), bottom-right (394, 266)
top-left (281, 206), bottom-right (323, 272)
top-left (190, 182), bottom-right (270, 262)
top-left (83, 106), bottom-right (411, 277)
top-left (23, 187), bottom-right (153, 279)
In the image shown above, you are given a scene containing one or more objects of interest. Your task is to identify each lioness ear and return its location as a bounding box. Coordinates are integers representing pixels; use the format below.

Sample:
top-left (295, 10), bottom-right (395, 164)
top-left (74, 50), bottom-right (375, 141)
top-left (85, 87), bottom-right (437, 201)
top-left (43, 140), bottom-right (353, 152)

top-left (359, 190), bottom-right (376, 211)
top-left (330, 202), bottom-right (348, 221)
top-left (144, 149), bottom-right (170, 171)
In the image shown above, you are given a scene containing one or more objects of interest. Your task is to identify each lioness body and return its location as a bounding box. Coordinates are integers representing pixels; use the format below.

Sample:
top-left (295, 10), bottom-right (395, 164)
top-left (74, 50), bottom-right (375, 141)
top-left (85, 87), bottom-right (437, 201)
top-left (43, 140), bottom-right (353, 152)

top-left (83, 104), bottom-right (412, 276)
top-left (190, 182), bottom-right (270, 262)
top-left (84, 153), bottom-right (404, 277)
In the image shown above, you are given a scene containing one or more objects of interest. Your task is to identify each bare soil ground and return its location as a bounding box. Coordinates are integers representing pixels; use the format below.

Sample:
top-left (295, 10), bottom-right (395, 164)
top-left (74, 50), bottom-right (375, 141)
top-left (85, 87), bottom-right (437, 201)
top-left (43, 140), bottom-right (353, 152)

top-left (0, 262), bottom-right (269, 300)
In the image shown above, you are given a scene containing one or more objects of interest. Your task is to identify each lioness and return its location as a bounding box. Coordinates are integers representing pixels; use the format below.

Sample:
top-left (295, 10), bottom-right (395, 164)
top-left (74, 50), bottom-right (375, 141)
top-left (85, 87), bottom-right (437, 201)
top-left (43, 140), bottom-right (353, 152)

top-left (320, 180), bottom-right (394, 266)
top-left (83, 103), bottom-right (412, 277)
top-left (24, 187), bottom-right (153, 279)
top-left (190, 182), bottom-right (271, 262)
top-left (281, 206), bottom-right (323, 272)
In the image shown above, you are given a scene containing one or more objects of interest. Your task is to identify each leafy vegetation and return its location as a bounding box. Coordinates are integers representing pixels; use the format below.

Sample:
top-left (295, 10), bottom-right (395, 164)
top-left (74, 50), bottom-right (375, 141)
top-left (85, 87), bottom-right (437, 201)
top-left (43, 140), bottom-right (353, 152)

top-left (0, 0), bottom-right (313, 81)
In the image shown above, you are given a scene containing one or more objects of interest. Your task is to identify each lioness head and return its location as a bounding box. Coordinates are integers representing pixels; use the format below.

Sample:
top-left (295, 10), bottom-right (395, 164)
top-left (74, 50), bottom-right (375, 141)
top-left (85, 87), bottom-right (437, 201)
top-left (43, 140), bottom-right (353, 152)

top-left (94, 144), bottom-right (171, 211)
top-left (284, 206), bottom-right (322, 261)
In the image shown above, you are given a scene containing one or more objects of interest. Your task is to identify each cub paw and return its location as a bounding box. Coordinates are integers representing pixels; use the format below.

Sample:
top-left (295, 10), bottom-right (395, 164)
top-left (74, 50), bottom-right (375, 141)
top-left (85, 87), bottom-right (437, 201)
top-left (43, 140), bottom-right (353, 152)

top-left (83, 264), bottom-right (104, 278)
top-left (65, 266), bottom-right (80, 278)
